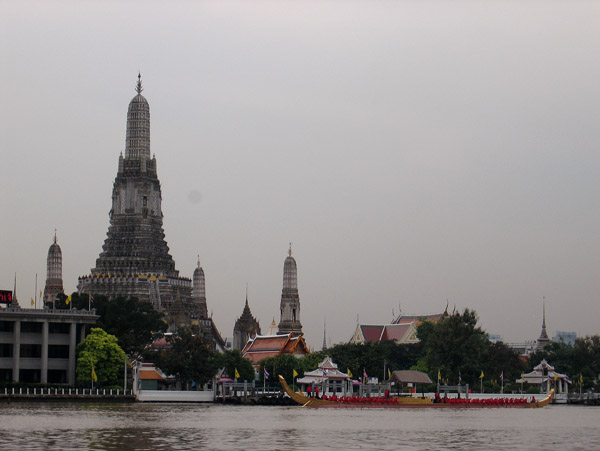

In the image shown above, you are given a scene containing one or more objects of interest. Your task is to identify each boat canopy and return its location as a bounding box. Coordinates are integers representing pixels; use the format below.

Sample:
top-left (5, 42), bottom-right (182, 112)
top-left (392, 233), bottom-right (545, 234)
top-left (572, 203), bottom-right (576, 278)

top-left (390, 370), bottom-right (432, 385)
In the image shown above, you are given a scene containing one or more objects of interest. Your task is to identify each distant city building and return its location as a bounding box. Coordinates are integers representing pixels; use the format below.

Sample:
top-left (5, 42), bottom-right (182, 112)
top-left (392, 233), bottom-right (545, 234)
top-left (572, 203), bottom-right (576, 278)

top-left (350, 308), bottom-right (448, 345)
top-left (77, 75), bottom-right (223, 345)
top-left (505, 341), bottom-right (536, 357)
top-left (277, 246), bottom-right (303, 336)
top-left (43, 232), bottom-right (64, 306)
top-left (232, 294), bottom-right (261, 350)
top-left (487, 334), bottom-right (502, 342)
top-left (553, 331), bottom-right (576, 346)
top-left (0, 307), bottom-right (97, 384)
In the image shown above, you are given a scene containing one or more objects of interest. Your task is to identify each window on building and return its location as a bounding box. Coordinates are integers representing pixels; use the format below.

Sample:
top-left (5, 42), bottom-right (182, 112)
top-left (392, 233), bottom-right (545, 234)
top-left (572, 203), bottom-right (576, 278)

top-left (0, 343), bottom-right (13, 358)
top-left (0, 321), bottom-right (14, 333)
top-left (21, 322), bottom-right (43, 333)
top-left (49, 323), bottom-right (70, 334)
top-left (48, 345), bottom-right (69, 359)
top-left (20, 344), bottom-right (42, 358)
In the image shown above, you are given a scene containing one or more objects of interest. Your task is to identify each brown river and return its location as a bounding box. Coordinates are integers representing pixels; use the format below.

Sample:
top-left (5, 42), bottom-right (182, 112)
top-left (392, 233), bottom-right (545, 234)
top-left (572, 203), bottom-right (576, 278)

top-left (0, 402), bottom-right (598, 450)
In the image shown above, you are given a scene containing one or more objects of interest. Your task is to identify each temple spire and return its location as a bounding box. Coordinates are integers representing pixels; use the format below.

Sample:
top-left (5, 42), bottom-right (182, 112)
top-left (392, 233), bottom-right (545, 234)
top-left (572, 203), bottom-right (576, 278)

top-left (322, 316), bottom-right (327, 351)
top-left (536, 297), bottom-right (550, 351)
top-left (136, 73), bottom-right (143, 94)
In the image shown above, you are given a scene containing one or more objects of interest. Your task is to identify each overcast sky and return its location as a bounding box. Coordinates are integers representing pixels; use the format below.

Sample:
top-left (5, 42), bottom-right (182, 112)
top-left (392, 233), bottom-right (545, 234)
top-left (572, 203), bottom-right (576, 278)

top-left (2, 0), bottom-right (599, 349)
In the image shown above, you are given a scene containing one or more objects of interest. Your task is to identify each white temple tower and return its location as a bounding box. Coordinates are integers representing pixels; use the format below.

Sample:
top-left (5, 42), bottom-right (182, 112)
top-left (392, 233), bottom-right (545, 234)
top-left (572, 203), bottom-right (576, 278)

top-left (43, 231), bottom-right (64, 306)
top-left (277, 245), bottom-right (303, 336)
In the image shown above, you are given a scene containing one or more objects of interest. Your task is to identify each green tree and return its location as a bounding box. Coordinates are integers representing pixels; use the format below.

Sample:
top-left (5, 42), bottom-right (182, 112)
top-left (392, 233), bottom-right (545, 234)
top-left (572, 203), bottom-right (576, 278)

top-left (76, 328), bottom-right (126, 386)
top-left (53, 294), bottom-right (167, 357)
top-left (218, 350), bottom-right (255, 382)
top-left (263, 354), bottom-right (304, 386)
top-left (529, 335), bottom-right (600, 390)
top-left (156, 327), bottom-right (219, 387)
top-left (417, 309), bottom-right (489, 386)
top-left (92, 295), bottom-right (167, 356)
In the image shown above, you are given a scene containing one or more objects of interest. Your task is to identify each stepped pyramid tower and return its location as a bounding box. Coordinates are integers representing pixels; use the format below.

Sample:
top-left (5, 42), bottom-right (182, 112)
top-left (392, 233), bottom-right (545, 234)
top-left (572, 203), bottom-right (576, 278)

top-left (277, 245), bottom-right (303, 336)
top-left (233, 288), bottom-right (261, 350)
top-left (77, 75), bottom-right (209, 328)
top-left (43, 231), bottom-right (64, 306)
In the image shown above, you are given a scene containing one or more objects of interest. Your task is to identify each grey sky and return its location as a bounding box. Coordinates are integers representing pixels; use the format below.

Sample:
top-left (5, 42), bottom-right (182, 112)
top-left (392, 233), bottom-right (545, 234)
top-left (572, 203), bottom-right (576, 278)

top-left (2, 0), bottom-right (599, 349)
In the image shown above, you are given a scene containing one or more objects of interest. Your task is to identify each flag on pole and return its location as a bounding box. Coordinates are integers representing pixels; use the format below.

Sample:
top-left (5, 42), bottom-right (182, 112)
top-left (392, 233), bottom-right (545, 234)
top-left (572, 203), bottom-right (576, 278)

top-left (347, 368), bottom-right (353, 378)
top-left (91, 366), bottom-right (98, 383)
top-left (363, 368), bottom-right (368, 382)
top-left (438, 369), bottom-right (441, 381)
top-left (234, 368), bottom-right (240, 379)
top-left (293, 369), bottom-right (298, 378)
top-left (580, 374), bottom-right (584, 384)
top-left (65, 295), bottom-right (72, 305)
top-left (458, 371), bottom-right (462, 383)
top-left (388, 368), bottom-right (392, 380)
top-left (479, 370), bottom-right (484, 379)
top-left (500, 371), bottom-right (504, 381)
top-left (31, 298), bottom-right (34, 306)
top-left (521, 372), bottom-right (524, 379)
top-left (264, 368), bottom-right (270, 380)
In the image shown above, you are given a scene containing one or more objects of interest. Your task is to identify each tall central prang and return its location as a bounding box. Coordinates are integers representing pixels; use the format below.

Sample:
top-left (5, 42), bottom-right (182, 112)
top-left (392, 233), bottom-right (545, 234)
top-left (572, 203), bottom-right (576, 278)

top-left (78, 76), bottom-right (221, 344)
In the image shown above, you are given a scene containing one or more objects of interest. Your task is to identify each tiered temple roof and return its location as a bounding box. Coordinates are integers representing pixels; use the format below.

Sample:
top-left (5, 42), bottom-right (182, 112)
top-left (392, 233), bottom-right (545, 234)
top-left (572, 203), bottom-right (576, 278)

top-left (242, 332), bottom-right (309, 364)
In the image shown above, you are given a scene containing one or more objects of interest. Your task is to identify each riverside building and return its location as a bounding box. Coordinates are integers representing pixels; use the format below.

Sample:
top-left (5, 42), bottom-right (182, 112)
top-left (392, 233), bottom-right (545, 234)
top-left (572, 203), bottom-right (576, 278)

top-left (0, 307), bottom-right (98, 384)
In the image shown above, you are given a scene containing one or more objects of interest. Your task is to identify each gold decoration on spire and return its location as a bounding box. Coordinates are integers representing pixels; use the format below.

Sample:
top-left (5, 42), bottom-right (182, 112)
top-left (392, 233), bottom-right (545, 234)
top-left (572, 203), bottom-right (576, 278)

top-left (136, 72), bottom-right (143, 94)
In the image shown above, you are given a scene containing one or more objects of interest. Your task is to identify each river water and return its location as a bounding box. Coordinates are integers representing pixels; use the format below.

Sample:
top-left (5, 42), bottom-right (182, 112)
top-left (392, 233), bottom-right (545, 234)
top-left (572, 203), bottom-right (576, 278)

top-left (0, 402), bottom-right (598, 450)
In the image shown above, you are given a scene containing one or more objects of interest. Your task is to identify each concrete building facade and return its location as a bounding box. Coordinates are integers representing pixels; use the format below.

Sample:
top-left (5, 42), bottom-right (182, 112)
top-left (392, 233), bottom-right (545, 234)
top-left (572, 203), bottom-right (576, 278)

top-left (0, 307), bottom-right (98, 384)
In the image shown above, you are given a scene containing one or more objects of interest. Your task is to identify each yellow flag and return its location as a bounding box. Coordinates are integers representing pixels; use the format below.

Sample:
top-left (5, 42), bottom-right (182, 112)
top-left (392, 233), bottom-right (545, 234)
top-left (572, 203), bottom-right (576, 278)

top-left (580, 374), bottom-right (584, 384)
top-left (234, 368), bottom-right (240, 379)
top-left (31, 298), bottom-right (34, 306)
top-left (293, 369), bottom-right (299, 378)
top-left (479, 370), bottom-right (484, 379)
top-left (521, 372), bottom-right (524, 379)
top-left (347, 368), bottom-right (353, 378)
top-left (65, 295), bottom-right (72, 305)
top-left (388, 368), bottom-right (392, 379)
top-left (40, 290), bottom-right (43, 299)
top-left (91, 366), bottom-right (98, 383)
top-left (438, 370), bottom-right (441, 381)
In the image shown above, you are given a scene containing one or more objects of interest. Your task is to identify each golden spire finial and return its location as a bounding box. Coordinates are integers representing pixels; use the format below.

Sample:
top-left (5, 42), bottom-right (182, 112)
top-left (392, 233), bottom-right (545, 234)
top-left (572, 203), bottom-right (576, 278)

top-left (136, 72), bottom-right (143, 94)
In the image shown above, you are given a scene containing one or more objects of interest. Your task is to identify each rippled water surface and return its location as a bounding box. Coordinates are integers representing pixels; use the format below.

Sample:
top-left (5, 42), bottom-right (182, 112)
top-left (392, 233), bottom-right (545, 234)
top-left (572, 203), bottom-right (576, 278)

top-left (0, 402), bottom-right (598, 450)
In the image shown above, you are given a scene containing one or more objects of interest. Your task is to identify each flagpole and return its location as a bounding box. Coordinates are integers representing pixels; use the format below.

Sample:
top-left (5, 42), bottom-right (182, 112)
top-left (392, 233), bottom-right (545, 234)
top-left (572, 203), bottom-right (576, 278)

top-left (34, 273), bottom-right (37, 309)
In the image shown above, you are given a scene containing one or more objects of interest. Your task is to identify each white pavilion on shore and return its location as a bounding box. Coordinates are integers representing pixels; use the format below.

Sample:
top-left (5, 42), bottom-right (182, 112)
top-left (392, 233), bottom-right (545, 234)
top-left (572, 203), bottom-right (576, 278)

top-left (517, 359), bottom-right (571, 394)
top-left (297, 356), bottom-right (352, 396)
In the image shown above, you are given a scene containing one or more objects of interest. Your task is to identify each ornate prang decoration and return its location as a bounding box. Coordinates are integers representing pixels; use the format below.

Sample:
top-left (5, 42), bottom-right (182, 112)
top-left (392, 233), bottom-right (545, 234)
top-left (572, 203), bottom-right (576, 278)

top-left (136, 73), bottom-right (143, 94)
top-left (288, 242), bottom-right (292, 257)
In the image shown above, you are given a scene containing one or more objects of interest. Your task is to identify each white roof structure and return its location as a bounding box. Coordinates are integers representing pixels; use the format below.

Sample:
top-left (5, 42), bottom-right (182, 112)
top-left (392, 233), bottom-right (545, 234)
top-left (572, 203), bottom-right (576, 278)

top-left (297, 356), bottom-right (350, 384)
top-left (516, 359), bottom-right (571, 385)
